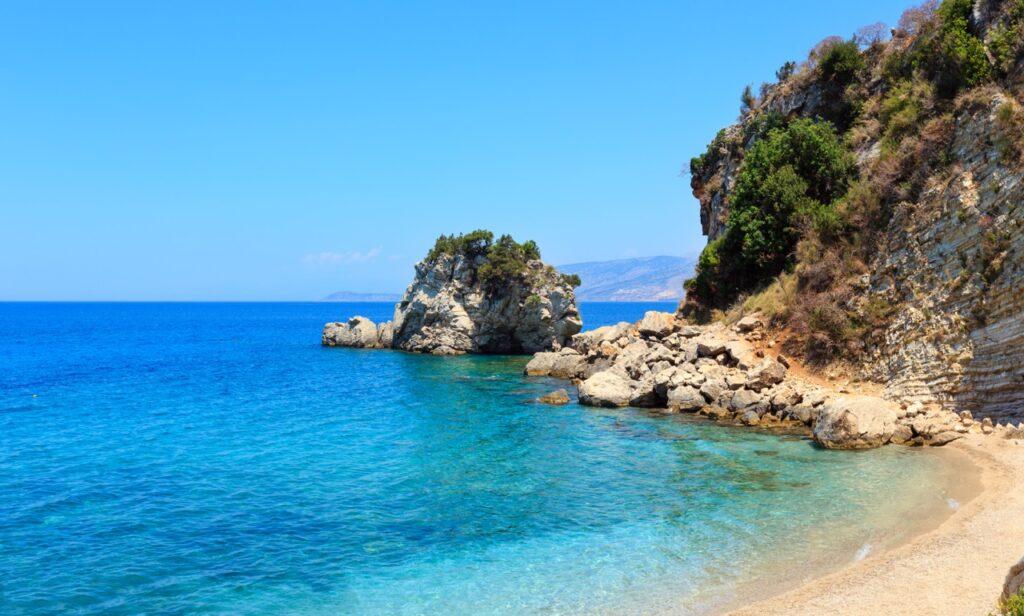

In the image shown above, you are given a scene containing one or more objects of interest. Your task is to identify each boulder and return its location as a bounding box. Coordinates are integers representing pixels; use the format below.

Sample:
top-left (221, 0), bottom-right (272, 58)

top-left (746, 358), bottom-right (787, 391)
top-left (578, 371), bottom-right (632, 408)
top-left (812, 395), bottom-right (900, 449)
top-left (667, 385), bottom-right (704, 412)
top-left (636, 311), bottom-right (677, 337)
top-left (735, 314), bottom-right (762, 333)
top-left (1004, 556), bottom-right (1024, 601)
top-left (538, 389), bottom-right (570, 405)
top-left (524, 348), bottom-right (584, 378)
top-left (728, 388), bottom-right (762, 412)
top-left (322, 316), bottom-right (382, 348)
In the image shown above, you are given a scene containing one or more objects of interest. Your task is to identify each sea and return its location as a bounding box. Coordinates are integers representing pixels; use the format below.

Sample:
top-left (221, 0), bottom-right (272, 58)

top-left (0, 302), bottom-right (965, 615)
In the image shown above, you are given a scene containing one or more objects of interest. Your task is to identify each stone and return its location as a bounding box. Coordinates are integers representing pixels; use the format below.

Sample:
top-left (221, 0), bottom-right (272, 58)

top-left (629, 375), bottom-right (661, 408)
top-left (322, 316), bottom-right (383, 348)
top-left (578, 371), bottom-right (632, 408)
top-left (524, 348), bottom-right (584, 379)
top-left (699, 377), bottom-right (729, 404)
top-left (812, 395), bottom-right (900, 450)
top-left (696, 336), bottom-right (728, 358)
top-left (667, 385), bottom-right (704, 412)
top-left (1004, 556), bottom-right (1024, 601)
top-left (538, 389), bottom-right (570, 405)
top-left (740, 409), bottom-right (761, 425)
top-left (679, 325), bottom-right (703, 338)
top-left (735, 314), bottom-right (762, 333)
top-left (746, 358), bottom-right (787, 391)
top-left (728, 388), bottom-right (762, 412)
top-left (636, 311), bottom-right (677, 338)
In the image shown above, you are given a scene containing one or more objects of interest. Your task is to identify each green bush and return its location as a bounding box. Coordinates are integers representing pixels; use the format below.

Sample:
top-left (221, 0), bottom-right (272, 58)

top-left (988, 1), bottom-right (1024, 73)
top-left (879, 79), bottom-right (934, 149)
top-left (999, 589), bottom-right (1024, 616)
top-left (424, 230), bottom-right (545, 289)
top-left (776, 61), bottom-right (797, 82)
top-left (477, 234), bottom-right (532, 286)
top-left (685, 119), bottom-right (855, 308)
top-left (913, 0), bottom-right (992, 95)
top-left (426, 229), bottom-right (494, 263)
top-left (562, 273), bottom-right (582, 288)
top-left (819, 39), bottom-right (865, 83)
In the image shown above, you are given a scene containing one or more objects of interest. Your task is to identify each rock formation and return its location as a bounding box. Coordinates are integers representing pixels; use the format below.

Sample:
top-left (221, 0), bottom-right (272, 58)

top-left (322, 232), bottom-right (582, 355)
top-left (526, 311), bottom-right (1005, 449)
top-left (686, 2), bottom-right (1024, 424)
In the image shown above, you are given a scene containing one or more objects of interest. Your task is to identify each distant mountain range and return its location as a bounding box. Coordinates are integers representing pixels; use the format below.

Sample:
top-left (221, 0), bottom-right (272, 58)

top-left (323, 255), bottom-right (696, 303)
top-left (321, 291), bottom-right (402, 302)
top-left (558, 255), bottom-right (696, 302)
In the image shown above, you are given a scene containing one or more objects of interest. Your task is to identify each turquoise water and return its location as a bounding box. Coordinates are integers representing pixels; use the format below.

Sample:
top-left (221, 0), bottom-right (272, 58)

top-left (0, 302), bottom-right (961, 615)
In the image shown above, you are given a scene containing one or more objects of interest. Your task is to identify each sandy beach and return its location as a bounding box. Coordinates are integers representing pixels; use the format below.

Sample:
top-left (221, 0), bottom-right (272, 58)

top-left (726, 434), bottom-right (1024, 616)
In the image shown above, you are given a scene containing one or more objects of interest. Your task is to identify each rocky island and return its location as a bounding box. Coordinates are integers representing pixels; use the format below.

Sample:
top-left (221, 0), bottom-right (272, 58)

top-left (322, 230), bottom-right (582, 355)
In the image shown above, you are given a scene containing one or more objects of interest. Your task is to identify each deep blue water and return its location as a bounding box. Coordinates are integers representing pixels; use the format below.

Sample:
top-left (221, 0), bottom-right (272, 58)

top-left (0, 302), bottom-right (960, 614)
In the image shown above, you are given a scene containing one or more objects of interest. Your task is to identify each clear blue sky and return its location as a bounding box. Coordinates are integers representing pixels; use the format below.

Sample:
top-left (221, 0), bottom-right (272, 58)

top-left (1, 1), bottom-right (910, 300)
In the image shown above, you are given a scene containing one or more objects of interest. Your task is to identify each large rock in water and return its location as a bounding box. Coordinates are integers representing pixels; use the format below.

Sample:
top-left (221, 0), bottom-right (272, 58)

top-left (578, 371), bottom-right (632, 407)
top-left (322, 235), bottom-right (582, 355)
top-left (322, 316), bottom-right (385, 348)
top-left (812, 395), bottom-right (899, 449)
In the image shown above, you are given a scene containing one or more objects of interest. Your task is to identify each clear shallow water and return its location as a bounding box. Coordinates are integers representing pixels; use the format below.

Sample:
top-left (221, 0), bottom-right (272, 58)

top-left (0, 302), bottom-right (961, 615)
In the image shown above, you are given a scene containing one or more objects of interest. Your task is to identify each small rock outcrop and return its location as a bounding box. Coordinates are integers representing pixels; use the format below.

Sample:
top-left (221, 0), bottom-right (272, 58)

top-left (538, 389), bottom-right (570, 405)
top-left (812, 396), bottom-right (899, 450)
top-left (322, 231), bottom-right (582, 355)
top-left (322, 316), bottom-right (389, 348)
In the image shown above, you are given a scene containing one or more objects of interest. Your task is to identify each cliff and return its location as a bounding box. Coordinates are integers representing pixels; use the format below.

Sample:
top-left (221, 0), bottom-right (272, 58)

top-left (685, 0), bottom-right (1024, 422)
top-left (322, 231), bottom-right (582, 355)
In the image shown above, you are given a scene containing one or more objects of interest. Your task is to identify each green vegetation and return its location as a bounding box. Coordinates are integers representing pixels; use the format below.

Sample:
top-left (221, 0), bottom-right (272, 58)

top-left (426, 229), bottom-right (495, 262)
top-left (997, 589), bottom-right (1024, 616)
top-left (879, 79), bottom-right (935, 149)
top-left (818, 39), bottom-right (865, 83)
top-left (425, 230), bottom-right (547, 289)
top-left (684, 0), bottom-right (1021, 359)
top-left (686, 118), bottom-right (855, 309)
top-left (995, 101), bottom-right (1024, 165)
top-left (740, 84), bottom-right (756, 115)
top-left (989, 0), bottom-right (1024, 73)
top-left (562, 273), bottom-right (582, 288)
top-left (900, 0), bottom-right (993, 96)
top-left (775, 61), bottom-right (796, 82)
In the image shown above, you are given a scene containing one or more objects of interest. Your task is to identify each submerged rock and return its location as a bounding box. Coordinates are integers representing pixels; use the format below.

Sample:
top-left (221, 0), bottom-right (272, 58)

top-left (538, 389), bottom-right (571, 405)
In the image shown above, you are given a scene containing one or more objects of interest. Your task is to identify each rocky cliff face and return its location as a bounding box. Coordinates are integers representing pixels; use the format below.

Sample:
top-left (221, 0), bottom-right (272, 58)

top-left (323, 242), bottom-right (582, 355)
top-left (687, 0), bottom-right (1024, 422)
top-left (387, 252), bottom-right (581, 354)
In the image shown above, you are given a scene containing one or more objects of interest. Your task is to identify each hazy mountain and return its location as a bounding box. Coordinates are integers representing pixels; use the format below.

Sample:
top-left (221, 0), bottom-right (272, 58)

top-left (321, 291), bottom-right (402, 302)
top-left (558, 255), bottom-right (696, 302)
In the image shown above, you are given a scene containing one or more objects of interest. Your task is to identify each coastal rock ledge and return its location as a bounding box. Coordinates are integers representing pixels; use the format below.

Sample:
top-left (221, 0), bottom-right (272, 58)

top-left (322, 231), bottom-right (582, 355)
top-left (525, 311), bottom-right (1010, 450)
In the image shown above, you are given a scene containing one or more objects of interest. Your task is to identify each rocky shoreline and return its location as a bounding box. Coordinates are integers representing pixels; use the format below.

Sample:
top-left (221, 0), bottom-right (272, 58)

top-left (526, 311), bottom-right (1024, 450)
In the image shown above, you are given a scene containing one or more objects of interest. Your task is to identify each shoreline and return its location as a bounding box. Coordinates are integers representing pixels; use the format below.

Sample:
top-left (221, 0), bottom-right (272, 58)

top-left (720, 434), bottom-right (1024, 615)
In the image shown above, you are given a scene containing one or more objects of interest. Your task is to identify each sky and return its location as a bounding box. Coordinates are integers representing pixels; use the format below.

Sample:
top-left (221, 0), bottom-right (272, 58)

top-left (0, 1), bottom-right (913, 300)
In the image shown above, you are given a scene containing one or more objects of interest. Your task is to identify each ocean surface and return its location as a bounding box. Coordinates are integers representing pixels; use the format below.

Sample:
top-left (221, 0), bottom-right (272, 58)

top-left (0, 302), bottom-right (964, 615)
